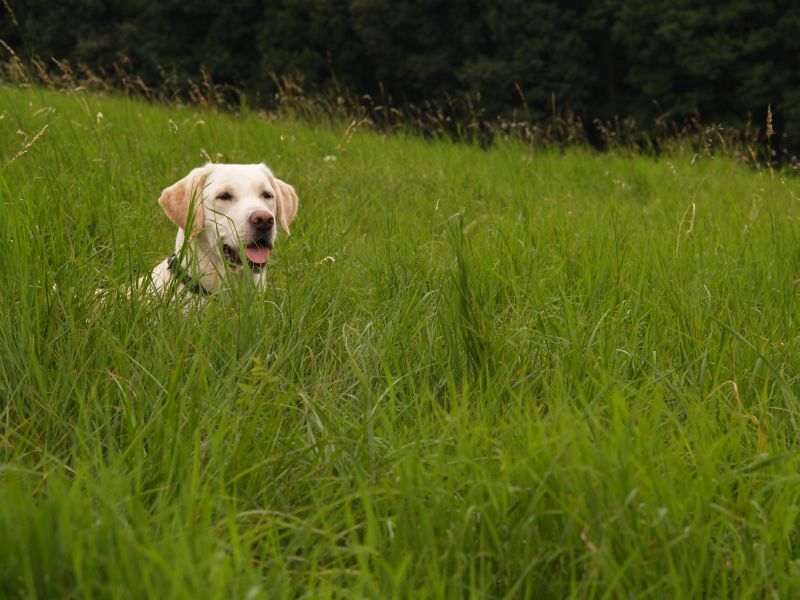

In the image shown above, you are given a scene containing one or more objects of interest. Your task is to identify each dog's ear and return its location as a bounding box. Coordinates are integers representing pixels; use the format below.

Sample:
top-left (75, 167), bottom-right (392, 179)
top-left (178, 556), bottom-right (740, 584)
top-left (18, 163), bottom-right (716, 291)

top-left (273, 178), bottom-right (299, 235)
top-left (158, 165), bottom-right (210, 234)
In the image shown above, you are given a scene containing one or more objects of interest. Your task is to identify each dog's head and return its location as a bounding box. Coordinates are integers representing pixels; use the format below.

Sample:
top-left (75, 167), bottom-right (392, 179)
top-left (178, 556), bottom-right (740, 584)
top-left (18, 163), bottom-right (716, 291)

top-left (158, 163), bottom-right (298, 272)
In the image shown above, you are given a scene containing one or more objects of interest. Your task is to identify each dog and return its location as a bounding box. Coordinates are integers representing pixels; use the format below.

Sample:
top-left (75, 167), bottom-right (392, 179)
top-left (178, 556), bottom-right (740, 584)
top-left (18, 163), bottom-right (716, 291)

top-left (143, 162), bottom-right (298, 296)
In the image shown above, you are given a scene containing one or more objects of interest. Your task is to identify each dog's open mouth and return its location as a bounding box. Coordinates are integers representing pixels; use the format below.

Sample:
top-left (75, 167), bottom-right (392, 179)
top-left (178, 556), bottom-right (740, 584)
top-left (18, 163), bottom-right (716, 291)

top-left (222, 240), bottom-right (272, 271)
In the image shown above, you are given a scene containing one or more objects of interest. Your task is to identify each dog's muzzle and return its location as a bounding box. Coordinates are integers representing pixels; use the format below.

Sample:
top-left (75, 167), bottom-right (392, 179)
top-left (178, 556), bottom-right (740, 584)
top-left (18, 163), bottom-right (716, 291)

top-left (222, 239), bottom-right (272, 271)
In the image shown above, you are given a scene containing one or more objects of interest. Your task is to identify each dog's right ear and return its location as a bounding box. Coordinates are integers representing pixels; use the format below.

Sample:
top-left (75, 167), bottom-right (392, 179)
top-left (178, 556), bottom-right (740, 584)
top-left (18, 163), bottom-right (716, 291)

top-left (158, 165), bottom-right (211, 234)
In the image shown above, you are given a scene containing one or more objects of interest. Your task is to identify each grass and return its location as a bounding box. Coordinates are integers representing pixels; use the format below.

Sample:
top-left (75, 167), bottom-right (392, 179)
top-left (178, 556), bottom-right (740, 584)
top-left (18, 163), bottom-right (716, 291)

top-left (1, 83), bottom-right (800, 599)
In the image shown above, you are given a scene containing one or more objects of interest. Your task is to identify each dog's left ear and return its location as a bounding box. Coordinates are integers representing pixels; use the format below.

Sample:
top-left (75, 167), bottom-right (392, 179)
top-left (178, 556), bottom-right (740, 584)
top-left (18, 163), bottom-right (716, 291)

top-left (262, 163), bottom-right (299, 234)
top-left (273, 178), bottom-right (299, 235)
top-left (158, 165), bottom-right (211, 235)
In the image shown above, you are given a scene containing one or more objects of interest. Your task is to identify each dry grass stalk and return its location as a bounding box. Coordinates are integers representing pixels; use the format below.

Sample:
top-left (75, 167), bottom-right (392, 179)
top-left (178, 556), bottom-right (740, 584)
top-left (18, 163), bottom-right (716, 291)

top-left (4, 124), bottom-right (48, 168)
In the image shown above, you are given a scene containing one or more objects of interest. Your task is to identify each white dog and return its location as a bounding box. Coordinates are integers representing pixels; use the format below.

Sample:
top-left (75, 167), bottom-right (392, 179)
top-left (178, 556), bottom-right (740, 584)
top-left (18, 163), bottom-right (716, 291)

top-left (147, 162), bottom-right (298, 295)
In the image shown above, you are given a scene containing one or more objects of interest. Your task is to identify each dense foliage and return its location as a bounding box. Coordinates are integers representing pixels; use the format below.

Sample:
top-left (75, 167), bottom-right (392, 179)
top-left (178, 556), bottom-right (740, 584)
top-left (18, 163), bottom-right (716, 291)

top-left (3, 1), bottom-right (800, 144)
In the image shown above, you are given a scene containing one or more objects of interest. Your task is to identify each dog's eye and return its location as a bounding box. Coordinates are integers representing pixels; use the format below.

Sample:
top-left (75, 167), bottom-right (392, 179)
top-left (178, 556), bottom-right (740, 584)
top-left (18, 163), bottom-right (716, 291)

top-left (262, 191), bottom-right (274, 200)
top-left (217, 192), bottom-right (233, 201)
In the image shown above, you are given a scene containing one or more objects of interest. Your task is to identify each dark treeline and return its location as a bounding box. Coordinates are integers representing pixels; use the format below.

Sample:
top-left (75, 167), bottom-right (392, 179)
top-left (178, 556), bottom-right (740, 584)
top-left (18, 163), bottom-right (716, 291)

top-left (3, 0), bottom-right (800, 151)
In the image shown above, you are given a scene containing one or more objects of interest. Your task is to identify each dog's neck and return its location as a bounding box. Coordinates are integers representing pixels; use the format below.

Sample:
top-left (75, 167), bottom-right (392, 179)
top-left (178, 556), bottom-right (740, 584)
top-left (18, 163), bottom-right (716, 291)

top-left (173, 228), bottom-right (249, 294)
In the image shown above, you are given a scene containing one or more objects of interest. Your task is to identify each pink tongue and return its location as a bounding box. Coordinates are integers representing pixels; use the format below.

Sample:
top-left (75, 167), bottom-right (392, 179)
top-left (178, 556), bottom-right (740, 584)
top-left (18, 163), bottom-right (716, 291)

top-left (245, 246), bottom-right (271, 264)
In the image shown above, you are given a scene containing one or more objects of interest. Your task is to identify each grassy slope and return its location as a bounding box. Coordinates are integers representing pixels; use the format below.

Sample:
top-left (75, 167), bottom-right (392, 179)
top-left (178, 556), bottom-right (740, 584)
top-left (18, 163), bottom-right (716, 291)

top-left (1, 85), bottom-right (800, 598)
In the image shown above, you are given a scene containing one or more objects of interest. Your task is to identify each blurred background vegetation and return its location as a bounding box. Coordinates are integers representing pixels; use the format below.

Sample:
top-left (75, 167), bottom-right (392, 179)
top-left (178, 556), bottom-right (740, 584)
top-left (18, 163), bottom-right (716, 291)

top-left (3, 0), bottom-right (800, 157)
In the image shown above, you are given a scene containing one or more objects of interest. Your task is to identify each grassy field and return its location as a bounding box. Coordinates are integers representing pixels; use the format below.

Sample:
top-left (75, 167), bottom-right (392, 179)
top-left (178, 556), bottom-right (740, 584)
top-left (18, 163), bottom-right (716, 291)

top-left (2, 84), bottom-right (800, 599)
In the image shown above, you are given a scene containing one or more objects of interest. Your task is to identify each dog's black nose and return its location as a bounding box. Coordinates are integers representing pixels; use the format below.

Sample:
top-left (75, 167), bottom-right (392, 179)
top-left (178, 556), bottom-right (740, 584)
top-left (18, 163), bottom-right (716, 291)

top-left (249, 211), bottom-right (275, 230)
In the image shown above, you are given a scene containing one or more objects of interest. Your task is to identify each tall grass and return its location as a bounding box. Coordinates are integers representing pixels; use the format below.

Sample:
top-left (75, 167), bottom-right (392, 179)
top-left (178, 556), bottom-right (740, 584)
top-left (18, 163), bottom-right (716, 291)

top-left (2, 83), bottom-right (800, 598)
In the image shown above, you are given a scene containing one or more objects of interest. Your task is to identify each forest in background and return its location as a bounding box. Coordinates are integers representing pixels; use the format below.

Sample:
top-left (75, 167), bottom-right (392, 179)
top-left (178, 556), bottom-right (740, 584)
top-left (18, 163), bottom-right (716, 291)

top-left (3, 0), bottom-right (800, 154)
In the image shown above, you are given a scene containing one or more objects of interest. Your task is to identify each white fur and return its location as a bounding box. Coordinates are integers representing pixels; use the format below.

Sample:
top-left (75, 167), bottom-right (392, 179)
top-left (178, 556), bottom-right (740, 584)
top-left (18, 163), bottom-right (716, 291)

top-left (146, 163), bottom-right (298, 296)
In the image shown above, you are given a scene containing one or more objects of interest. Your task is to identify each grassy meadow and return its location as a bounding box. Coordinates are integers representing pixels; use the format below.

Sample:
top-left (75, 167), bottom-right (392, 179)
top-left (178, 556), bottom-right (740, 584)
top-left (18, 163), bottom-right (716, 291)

top-left (2, 84), bottom-right (800, 598)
